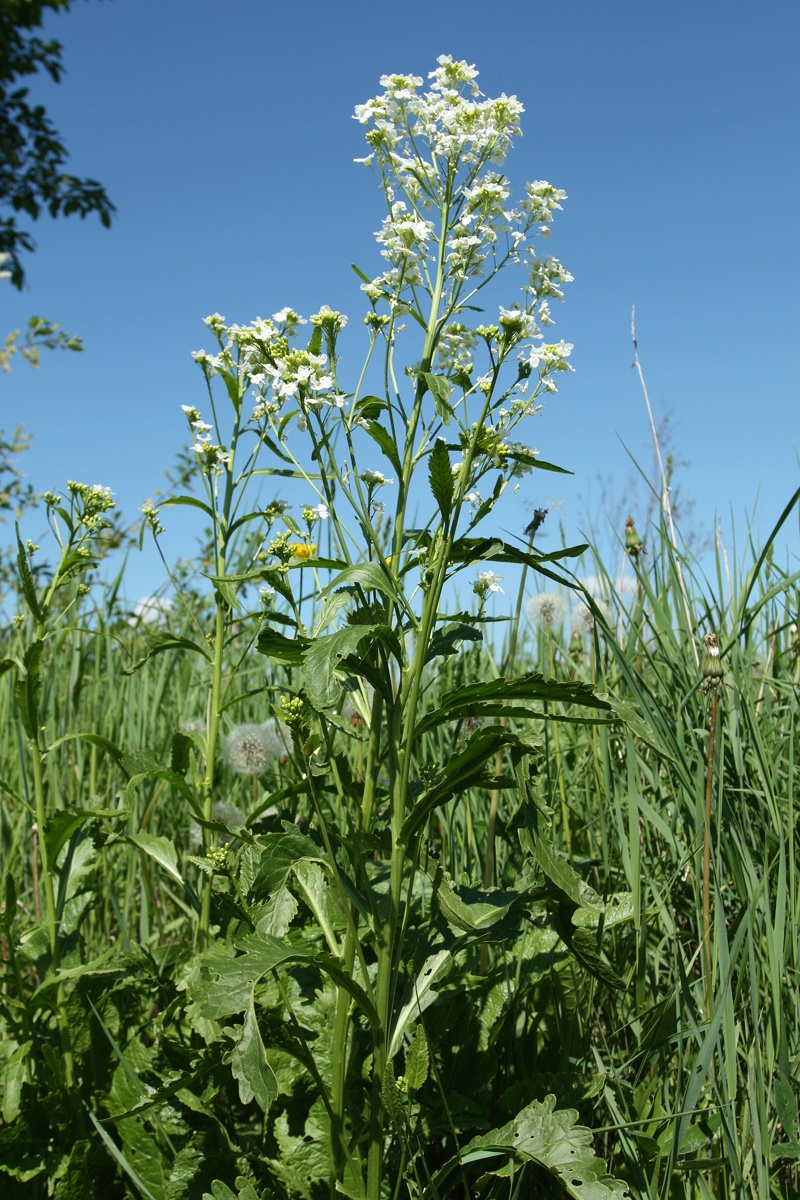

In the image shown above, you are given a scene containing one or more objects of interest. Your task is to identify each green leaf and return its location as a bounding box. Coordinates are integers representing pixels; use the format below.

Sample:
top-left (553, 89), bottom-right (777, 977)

top-left (603, 695), bottom-right (677, 762)
top-left (414, 672), bottom-right (611, 737)
top-left (428, 862), bottom-right (523, 936)
top-left (251, 830), bottom-right (327, 897)
top-left (400, 726), bottom-right (522, 844)
top-left (320, 561), bottom-right (398, 602)
top-left (163, 493), bottom-right (216, 520)
top-left (15, 526), bottom-right (42, 623)
top-left (13, 639), bottom-right (43, 739)
top-left (423, 372), bottom-right (454, 424)
top-left (428, 437), bottom-right (454, 524)
top-left (127, 833), bottom-right (184, 886)
top-left (404, 1026), bottom-right (429, 1092)
top-left (509, 453), bottom-right (573, 474)
top-left (366, 420), bottom-right (402, 475)
top-left (382, 1060), bottom-right (405, 1129)
top-left (123, 630), bottom-right (211, 675)
top-left (437, 1095), bottom-right (631, 1197)
top-left (423, 622), bottom-right (482, 663)
top-left (303, 624), bottom-right (380, 709)
top-left (46, 731), bottom-right (125, 764)
top-left (1, 1040), bottom-right (31, 1123)
top-left (389, 947), bottom-right (454, 1058)
top-left (311, 590), bottom-right (352, 638)
top-left (44, 809), bottom-right (100, 865)
top-left (257, 627), bottom-right (310, 666)
top-left (171, 730), bottom-right (192, 775)
top-left (519, 827), bottom-right (604, 913)
top-left (225, 1002), bottom-right (278, 1112)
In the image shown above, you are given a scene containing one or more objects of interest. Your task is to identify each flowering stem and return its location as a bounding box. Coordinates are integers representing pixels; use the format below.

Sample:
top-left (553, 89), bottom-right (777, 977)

top-left (702, 688), bottom-right (718, 1019)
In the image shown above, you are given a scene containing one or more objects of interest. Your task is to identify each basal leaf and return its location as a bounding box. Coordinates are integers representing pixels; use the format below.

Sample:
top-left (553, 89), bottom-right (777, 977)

top-left (448, 1095), bottom-right (631, 1197)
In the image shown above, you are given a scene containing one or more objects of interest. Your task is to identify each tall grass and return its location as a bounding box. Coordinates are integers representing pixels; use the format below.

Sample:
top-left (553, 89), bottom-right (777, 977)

top-left (1, 478), bottom-right (797, 1198)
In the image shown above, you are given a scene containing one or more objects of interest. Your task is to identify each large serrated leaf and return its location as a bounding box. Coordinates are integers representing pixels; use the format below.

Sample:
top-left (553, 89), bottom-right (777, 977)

top-left (428, 437), bottom-right (454, 523)
top-left (320, 561), bottom-right (398, 602)
top-left (225, 1002), bottom-right (278, 1112)
top-left (434, 1095), bottom-right (631, 1197)
top-left (302, 625), bottom-right (380, 708)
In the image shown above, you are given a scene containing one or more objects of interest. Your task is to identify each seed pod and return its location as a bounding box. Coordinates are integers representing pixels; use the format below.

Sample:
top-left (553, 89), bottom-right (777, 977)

top-left (701, 632), bottom-right (723, 692)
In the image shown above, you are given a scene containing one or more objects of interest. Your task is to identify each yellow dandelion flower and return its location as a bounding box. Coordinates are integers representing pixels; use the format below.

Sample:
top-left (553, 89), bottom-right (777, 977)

top-left (289, 543), bottom-right (317, 559)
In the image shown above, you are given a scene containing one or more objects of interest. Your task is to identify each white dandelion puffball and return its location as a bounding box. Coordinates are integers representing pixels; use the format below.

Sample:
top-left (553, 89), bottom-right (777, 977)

top-left (527, 592), bottom-right (566, 628)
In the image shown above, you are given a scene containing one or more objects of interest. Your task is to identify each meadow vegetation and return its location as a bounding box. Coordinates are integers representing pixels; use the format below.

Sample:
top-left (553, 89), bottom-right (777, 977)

top-left (1, 56), bottom-right (799, 1200)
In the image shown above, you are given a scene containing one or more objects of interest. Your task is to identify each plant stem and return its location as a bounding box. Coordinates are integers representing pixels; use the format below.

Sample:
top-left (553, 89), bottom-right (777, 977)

top-left (702, 688), bottom-right (718, 1020)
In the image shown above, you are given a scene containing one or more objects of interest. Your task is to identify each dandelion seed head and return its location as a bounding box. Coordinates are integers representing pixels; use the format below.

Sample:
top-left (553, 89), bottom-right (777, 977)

top-left (527, 592), bottom-right (566, 628)
top-left (224, 722), bottom-right (283, 775)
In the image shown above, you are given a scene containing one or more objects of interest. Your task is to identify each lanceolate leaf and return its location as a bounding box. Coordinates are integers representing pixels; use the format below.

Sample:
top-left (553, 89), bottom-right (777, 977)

top-left (13, 639), bottom-right (43, 739)
top-left (388, 947), bottom-right (454, 1059)
top-left (122, 630), bottom-right (212, 675)
top-left (400, 726), bottom-right (527, 843)
top-left (428, 438), bottom-right (454, 524)
top-left (366, 419), bottom-right (402, 475)
top-left (127, 833), bottom-right (184, 886)
top-left (15, 526), bottom-right (42, 623)
top-left (404, 1026), bottom-right (429, 1091)
top-left (414, 673), bottom-right (611, 737)
top-left (519, 827), bottom-right (604, 913)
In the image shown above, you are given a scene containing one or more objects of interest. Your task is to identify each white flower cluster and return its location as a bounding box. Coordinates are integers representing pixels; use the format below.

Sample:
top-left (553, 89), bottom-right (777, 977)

top-left (191, 306), bottom-right (350, 434)
top-left (181, 404), bottom-right (230, 471)
top-left (354, 56), bottom-right (573, 404)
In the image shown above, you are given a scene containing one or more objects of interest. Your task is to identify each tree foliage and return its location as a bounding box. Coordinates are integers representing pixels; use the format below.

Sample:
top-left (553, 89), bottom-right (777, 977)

top-left (0, 0), bottom-right (114, 287)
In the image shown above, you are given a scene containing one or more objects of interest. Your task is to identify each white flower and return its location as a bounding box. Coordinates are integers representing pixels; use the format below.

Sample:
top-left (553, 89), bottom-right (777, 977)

top-left (474, 570), bottom-right (504, 598)
top-left (361, 469), bottom-right (393, 487)
top-left (314, 503), bottom-right (329, 520)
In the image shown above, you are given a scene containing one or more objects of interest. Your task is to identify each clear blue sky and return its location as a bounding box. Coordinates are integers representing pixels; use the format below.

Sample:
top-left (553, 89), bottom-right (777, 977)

top-left (3, 0), bottom-right (798, 601)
